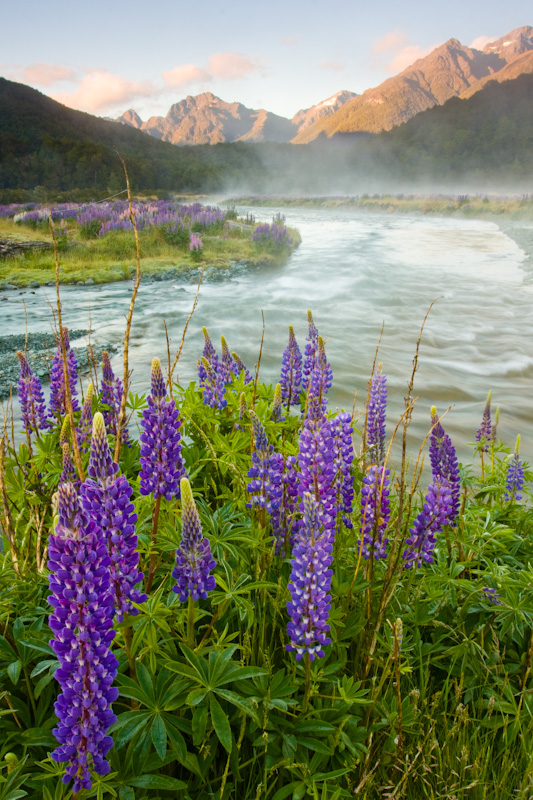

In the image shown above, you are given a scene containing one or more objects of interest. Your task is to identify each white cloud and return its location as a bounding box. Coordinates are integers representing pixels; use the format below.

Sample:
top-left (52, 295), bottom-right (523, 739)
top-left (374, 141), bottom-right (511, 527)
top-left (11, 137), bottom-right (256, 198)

top-left (371, 30), bottom-right (436, 74)
top-left (207, 52), bottom-right (261, 80)
top-left (162, 64), bottom-right (211, 88)
top-left (469, 35), bottom-right (495, 51)
top-left (51, 70), bottom-right (157, 113)
top-left (18, 63), bottom-right (77, 86)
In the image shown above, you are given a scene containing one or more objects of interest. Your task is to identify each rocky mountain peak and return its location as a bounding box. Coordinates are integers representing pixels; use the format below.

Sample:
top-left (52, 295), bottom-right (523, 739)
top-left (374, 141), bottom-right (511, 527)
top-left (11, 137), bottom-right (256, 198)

top-left (482, 25), bottom-right (533, 61)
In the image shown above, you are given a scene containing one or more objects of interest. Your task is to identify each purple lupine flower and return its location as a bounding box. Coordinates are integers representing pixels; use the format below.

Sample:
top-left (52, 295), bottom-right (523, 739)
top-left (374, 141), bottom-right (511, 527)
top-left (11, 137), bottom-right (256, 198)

top-left (330, 412), bottom-right (355, 528)
top-left (286, 492), bottom-right (333, 661)
top-left (403, 477), bottom-right (452, 569)
top-left (139, 358), bottom-right (187, 500)
top-left (172, 477), bottom-right (216, 602)
top-left (359, 464), bottom-right (391, 560)
top-left (49, 328), bottom-right (80, 418)
top-left (247, 410), bottom-right (284, 542)
top-left (504, 436), bottom-right (525, 502)
top-left (220, 335), bottom-right (238, 383)
top-left (280, 325), bottom-right (302, 408)
top-left (80, 413), bottom-right (146, 621)
top-left (271, 383), bottom-right (283, 422)
top-left (101, 351), bottom-right (128, 443)
top-left (60, 442), bottom-right (79, 489)
top-left (231, 351), bottom-right (252, 384)
top-left (189, 232), bottom-right (202, 251)
top-left (482, 587), bottom-right (504, 606)
top-left (430, 406), bottom-right (460, 525)
top-left (16, 351), bottom-right (49, 434)
top-left (296, 396), bottom-right (337, 542)
top-left (476, 391), bottom-right (493, 453)
top-left (199, 356), bottom-right (227, 410)
top-left (307, 336), bottom-right (333, 412)
top-left (76, 384), bottom-right (94, 453)
top-left (366, 365), bottom-right (387, 465)
top-left (303, 310), bottom-right (319, 392)
top-left (198, 327), bottom-right (220, 389)
top-left (47, 482), bottom-right (118, 793)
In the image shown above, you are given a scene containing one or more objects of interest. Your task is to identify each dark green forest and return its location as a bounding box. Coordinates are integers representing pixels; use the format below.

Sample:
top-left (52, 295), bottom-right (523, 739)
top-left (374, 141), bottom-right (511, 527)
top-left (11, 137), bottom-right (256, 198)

top-left (1, 73), bottom-right (533, 201)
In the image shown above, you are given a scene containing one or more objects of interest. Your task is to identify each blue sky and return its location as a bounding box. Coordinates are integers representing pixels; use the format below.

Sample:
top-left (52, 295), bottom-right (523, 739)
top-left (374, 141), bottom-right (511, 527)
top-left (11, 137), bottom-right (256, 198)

top-left (2, 0), bottom-right (531, 120)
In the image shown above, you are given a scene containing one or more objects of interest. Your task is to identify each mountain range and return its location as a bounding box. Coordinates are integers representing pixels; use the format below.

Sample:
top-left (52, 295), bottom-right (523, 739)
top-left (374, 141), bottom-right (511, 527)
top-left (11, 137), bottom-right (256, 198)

top-left (116, 25), bottom-right (533, 145)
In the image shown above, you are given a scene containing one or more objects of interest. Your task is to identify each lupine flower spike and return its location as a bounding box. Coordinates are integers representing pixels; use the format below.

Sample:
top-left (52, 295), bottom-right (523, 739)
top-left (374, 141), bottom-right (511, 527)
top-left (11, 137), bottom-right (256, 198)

top-left (476, 390), bottom-right (493, 453)
top-left (286, 492), bottom-right (333, 661)
top-left (101, 351), bottom-right (128, 443)
top-left (16, 351), bottom-right (49, 434)
top-left (49, 328), bottom-right (80, 418)
top-left (297, 395), bottom-right (337, 542)
top-left (81, 413), bottom-right (146, 621)
top-left (303, 310), bottom-right (319, 392)
top-left (403, 477), bottom-right (452, 569)
top-left (199, 356), bottom-right (227, 410)
top-left (307, 336), bottom-right (333, 412)
top-left (247, 410), bottom-right (284, 542)
top-left (359, 464), bottom-right (391, 560)
top-left (48, 482), bottom-right (118, 792)
top-left (280, 326), bottom-right (302, 408)
top-left (77, 384), bottom-right (94, 452)
top-left (232, 351), bottom-right (252, 383)
top-left (172, 477), bottom-right (217, 602)
top-left (198, 327), bottom-right (219, 388)
top-left (366, 365), bottom-right (387, 465)
top-left (220, 335), bottom-right (238, 383)
top-left (429, 407), bottom-right (460, 525)
top-left (139, 358), bottom-right (187, 499)
top-left (271, 383), bottom-right (283, 422)
top-left (504, 435), bottom-right (525, 502)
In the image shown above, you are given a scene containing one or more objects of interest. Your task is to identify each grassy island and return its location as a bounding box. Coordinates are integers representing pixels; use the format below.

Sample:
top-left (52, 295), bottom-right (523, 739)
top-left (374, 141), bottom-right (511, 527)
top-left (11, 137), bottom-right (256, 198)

top-left (0, 199), bottom-right (301, 288)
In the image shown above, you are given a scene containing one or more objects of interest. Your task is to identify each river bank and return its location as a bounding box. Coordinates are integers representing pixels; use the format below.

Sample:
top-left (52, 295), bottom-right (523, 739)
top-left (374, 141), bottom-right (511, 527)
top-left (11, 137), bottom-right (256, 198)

top-left (0, 330), bottom-right (118, 400)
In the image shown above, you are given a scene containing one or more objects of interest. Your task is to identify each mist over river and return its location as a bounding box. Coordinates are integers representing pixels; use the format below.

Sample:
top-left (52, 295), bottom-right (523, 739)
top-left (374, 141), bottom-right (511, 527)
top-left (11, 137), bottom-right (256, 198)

top-left (2, 205), bottom-right (532, 466)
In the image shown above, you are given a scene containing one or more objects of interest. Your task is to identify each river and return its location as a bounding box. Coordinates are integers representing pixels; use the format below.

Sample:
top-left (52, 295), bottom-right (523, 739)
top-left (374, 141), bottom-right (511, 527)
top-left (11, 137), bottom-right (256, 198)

top-left (2, 205), bottom-right (532, 466)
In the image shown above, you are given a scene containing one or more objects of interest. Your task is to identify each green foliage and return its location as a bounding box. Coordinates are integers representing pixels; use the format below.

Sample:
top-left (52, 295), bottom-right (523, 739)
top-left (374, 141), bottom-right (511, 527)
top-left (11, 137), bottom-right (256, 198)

top-left (1, 343), bottom-right (533, 799)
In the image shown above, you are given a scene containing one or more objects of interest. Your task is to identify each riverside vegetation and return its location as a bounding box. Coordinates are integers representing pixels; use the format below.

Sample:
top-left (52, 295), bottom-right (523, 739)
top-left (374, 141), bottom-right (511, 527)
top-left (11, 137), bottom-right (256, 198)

top-left (0, 200), bottom-right (300, 287)
top-left (0, 205), bottom-right (532, 800)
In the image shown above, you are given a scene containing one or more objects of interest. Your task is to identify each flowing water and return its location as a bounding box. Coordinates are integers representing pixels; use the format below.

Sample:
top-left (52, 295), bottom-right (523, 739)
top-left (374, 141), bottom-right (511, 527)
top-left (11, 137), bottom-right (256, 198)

top-left (2, 206), bottom-right (532, 465)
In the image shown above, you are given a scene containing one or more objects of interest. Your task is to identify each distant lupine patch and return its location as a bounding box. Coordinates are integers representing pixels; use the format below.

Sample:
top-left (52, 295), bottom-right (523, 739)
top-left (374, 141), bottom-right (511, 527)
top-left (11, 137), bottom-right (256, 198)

top-left (430, 407), bottom-right (460, 525)
top-left (280, 325), bottom-right (302, 407)
top-left (172, 477), bottom-right (217, 602)
top-left (251, 221), bottom-right (292, 248)
top-left (16, 351), bottom-right (49, 434)
top-left (403, 477), bottom-right (452, 569)
top-left (139, 358), bottom-right (187, 500)
top-left (504, 436), bottom-right (525, 502)
top-left (48, 482), bottom-right (118, 793)
top-left (286, 493), bottom-right (333, 661)
top-left (81, 413), bottom-right (146, 621)
top-left (48, 328), bottom-right (80, 418)
top-left (359, 464), bottom-right (391, 560)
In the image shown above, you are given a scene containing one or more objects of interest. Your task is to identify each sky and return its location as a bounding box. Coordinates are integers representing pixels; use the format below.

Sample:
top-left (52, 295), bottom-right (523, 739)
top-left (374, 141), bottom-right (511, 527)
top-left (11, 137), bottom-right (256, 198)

top-left (2, 0), bottom-right (531, 121)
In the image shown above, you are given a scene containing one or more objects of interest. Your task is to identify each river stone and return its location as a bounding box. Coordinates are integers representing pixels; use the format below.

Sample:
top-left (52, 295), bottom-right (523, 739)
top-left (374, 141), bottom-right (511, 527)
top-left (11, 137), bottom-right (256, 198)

top-left (85, 278), bottom-right (95, 285)
top-left (28, 280), bottom-right (41, 288)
